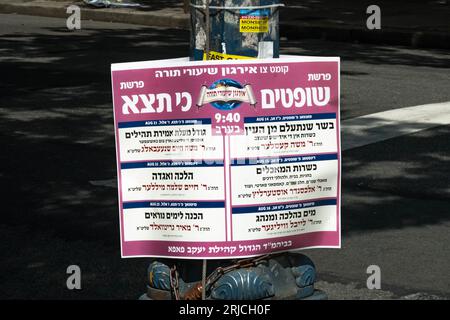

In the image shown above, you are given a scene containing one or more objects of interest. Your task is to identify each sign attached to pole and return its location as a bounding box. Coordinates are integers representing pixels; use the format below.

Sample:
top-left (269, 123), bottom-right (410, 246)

top-left (111, 56), bottom-right (341, 259)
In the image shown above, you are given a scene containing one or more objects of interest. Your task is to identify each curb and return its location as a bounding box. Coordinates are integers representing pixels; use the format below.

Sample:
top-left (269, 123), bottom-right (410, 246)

top-left (0, 1), bottom-right (448, 49)
top-left (0, 1), bottom-right (190, 29)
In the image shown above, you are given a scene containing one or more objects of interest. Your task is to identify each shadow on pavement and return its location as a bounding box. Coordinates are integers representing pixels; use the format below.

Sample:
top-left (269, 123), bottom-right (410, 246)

top-left (281, 39), bottom-right (450, 69)
top-left (0, 25), bottom-right (448, 298)
top-left (342, 124), bottom-right (450, 234)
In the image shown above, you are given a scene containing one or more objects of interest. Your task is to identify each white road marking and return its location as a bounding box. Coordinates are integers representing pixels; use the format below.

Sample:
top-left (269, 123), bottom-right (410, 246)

top-left (342, 101), bottom-right (450, 150)
top-left (90, 101), bottom-right (450, 187)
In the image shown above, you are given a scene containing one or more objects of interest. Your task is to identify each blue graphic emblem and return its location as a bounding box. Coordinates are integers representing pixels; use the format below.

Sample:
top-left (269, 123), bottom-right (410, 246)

top-left (209, 78), bottom-right (244, 111)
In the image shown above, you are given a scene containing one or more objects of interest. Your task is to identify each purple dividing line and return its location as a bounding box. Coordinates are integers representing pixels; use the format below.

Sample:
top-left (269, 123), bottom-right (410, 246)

top-left (228, 135), bottom-right (234, 241)
top-left (223, 135), bottom-right (228, 242)
top-left (231, 196), bottom-right (338, 209)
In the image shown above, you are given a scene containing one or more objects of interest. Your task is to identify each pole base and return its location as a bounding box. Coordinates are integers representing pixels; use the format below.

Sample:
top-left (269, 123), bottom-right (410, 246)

top-left (143, 253), bottom-right (326, 300)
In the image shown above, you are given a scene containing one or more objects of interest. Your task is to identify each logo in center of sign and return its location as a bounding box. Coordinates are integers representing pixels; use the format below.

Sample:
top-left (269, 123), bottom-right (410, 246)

top-left (196, 78), bottom-right (257, 111)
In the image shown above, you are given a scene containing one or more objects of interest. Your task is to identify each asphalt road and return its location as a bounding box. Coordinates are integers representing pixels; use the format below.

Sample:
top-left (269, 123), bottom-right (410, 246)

top-left (0, 14), bottom-right (449, 299)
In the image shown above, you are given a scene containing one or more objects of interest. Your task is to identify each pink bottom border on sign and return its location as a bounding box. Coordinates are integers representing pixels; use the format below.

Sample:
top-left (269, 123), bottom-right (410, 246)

top-left (121, 231), bottom-right (340, 259)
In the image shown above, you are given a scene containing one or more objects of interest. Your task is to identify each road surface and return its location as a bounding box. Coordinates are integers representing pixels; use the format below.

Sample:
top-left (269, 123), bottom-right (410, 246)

top-left (0, 14), bottom-right (449, 299)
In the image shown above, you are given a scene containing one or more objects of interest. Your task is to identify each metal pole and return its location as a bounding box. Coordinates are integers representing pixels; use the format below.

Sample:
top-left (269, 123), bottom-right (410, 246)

top-left (202, 0), bottom-right (209, 297)
top-left (183, 0), bottom-right (190, 13)
top-left (204, 0), bottom-right (210, 60)
top-left (201, 259), bottom-right (207, 300)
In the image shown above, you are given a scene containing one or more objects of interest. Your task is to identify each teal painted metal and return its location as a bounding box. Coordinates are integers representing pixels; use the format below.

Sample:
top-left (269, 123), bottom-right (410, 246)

top-left (144, 253), bottom-right (326, 300)
top-left (190, 0), bottom-right (282, 60)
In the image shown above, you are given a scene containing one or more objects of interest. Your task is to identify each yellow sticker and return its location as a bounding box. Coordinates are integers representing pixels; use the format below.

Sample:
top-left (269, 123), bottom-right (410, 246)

top-left (239, 16), bottom-right (269, 33)
top-left (203, 51), bottom-right (254, 61)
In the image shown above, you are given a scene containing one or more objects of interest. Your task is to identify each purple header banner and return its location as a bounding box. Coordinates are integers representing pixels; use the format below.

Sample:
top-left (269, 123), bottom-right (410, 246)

top-left (111, 56), bottom-right (341, 259)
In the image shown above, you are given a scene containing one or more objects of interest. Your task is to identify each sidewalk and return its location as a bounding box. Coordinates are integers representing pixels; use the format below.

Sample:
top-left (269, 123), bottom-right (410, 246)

top-left (0, 0), bottom-right (190, 29)
top-left (0, 0), bottom-right (449, 49)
